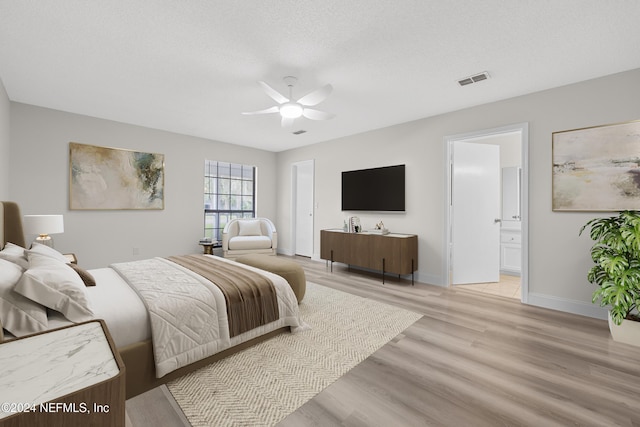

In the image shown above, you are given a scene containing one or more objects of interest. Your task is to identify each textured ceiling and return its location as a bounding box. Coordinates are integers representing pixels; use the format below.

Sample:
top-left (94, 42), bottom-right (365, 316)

top-left (1, 1), bottom-right (639, 152)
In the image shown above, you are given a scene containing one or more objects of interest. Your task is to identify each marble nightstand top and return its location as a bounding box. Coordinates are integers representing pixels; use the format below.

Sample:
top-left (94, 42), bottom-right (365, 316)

top-left (0, 321), bottom-right (119, 419)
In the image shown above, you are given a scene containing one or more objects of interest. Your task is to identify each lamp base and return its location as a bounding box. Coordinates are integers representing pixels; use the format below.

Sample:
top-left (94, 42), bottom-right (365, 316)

top-left (34, 234), bottom-right (54, 248)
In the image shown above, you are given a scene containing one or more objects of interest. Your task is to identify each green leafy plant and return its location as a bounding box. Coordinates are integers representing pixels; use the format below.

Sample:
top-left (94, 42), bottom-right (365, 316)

top-left (580, 210), bottom-right (640, 325)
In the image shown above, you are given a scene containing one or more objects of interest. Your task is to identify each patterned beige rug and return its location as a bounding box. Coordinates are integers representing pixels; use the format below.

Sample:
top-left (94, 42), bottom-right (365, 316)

top-left (167, 282), bottom-right (422, 427)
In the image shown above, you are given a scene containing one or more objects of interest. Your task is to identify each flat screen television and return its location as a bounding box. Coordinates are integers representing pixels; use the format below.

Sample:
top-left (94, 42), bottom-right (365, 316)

top-left (341, 164), bottom-right (405, 211)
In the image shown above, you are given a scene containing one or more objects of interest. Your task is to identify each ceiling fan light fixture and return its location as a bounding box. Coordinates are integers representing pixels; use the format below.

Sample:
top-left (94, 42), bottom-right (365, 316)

top-left (279, 102), bottom-right (303, 118)
top-left (243, 77), bottom-right (333, 127)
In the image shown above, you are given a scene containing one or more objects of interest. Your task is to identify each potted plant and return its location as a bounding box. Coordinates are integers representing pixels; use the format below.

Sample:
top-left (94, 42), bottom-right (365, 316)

top-left (580, 210), bottom-right (640, 346)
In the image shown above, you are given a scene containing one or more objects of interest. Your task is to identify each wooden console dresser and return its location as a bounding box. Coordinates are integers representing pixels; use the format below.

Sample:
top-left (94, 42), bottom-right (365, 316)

top-left (320, 229), bottom-right (418, 284)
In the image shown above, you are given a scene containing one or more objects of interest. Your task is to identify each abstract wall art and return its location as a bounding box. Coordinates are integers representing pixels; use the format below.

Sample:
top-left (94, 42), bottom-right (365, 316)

top-left (69, 142), bottom-right (165, 210)
top-left (552, 120), bottom-right (640, 211)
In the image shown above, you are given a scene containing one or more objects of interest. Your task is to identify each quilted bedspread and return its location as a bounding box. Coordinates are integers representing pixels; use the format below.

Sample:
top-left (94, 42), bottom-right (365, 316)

top-left (111, 257), bottom-right (305, 377)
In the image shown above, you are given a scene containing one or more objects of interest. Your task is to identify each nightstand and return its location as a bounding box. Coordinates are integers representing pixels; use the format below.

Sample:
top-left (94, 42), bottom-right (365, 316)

top-left (63, 253), bottom-right (77, 264)
top-left (0, 320), bottom-right (125, 427)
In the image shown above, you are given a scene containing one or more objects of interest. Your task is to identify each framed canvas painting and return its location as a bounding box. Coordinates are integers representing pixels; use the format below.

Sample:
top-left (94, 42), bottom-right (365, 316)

top-left (69, 142), bottom-right (165, 210)
top-left (552, 120), bottom-right (640, 211)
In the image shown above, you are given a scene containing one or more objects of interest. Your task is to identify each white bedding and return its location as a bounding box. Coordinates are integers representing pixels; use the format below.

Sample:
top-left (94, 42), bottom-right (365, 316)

top-left (121, 256), bottom-right (307, 378)
top-left (111, 256), bottom-right (306, 377)
top-left (47, 268), bottom-right (151, 348)
top-left (15, 255), bottom-right (306, 378)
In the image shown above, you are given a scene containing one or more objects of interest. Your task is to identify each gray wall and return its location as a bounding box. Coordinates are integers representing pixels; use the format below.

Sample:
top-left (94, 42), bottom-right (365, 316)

top-left (9, 103), bottom-right (277, 268)
top-left (275, 68), bottom-right (640, 319)
top-left (0, 78), bottom-right (9, 200)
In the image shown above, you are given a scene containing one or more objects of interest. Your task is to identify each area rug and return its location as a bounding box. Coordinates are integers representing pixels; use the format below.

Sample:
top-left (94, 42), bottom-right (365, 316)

top-left (166, 281), bottom-right (422, 427)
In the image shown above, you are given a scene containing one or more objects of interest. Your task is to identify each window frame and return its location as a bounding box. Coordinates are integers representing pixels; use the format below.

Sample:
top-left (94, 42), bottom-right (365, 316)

top-left (204, 160), bottom-right (256, 243)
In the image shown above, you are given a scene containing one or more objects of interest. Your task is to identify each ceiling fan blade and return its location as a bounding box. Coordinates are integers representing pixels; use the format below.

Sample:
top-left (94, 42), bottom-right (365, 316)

top-left (241, 106), bottom-right (279, 115)
top-left (302, 108), bottom-right (335, 121)
top-left (297, 84), bottom-right (333, 106)
top-left (281, 116), bottom-right (296, 128)
top-left (258, 81), bottom-right (289, 104)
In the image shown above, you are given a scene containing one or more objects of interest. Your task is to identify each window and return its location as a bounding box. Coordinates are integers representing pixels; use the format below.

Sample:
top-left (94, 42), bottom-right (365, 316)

top-left (204, 160), bottom-right (256, 242)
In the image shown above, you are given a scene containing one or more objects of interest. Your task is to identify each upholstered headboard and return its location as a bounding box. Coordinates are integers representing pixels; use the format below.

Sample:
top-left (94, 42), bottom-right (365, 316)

top-left (0, 201), bottom-right (27, 248)
top-left (1, 201), bottom-right (28, 340)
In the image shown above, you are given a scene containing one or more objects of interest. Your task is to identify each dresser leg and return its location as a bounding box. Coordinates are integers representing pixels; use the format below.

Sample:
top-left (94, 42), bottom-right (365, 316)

top-left (412, 259), bottom-right (415, 286)
top-left (330, 250), bottom-right (333, 272)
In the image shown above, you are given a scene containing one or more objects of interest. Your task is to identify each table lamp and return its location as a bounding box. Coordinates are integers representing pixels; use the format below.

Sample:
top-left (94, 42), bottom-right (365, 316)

top-left (23, 214), bottom-right (64, 248)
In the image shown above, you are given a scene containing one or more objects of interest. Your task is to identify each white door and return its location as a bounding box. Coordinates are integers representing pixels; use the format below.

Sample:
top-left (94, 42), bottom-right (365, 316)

top-left (451, 141), bottom-right (501, 284)
top-left (294, 160), bottom-right (314, 257)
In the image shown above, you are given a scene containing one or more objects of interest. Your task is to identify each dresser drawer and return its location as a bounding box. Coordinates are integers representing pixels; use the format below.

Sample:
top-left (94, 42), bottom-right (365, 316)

top-left (501, 231), bottom-right (521, 244)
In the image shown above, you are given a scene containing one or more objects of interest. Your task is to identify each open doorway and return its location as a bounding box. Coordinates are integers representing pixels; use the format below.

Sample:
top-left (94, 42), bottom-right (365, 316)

top-left (444, 123), bottom-right (529, 302)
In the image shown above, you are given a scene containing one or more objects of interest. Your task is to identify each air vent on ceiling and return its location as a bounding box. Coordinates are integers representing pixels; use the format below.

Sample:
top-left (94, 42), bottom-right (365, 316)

top-left (457, 71), bottom-right (490, 87)
top-left (292, 130), bottom-right (307, 135)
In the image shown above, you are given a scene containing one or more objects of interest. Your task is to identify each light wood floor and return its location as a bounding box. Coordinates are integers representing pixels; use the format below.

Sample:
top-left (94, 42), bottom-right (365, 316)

top-left (126, 257), bottom-right (640, 427)
top-left (454, 273), bottom-right (521, 299)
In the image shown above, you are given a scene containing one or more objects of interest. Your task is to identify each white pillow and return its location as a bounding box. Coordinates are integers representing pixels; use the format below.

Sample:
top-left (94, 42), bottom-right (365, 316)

top-left (14, 252), bottom-right (94, 323)
top-left (28, 242), bottom-right (70, 263)
top-left (0, 242), bottom-right (29, 269)
top-left (238, 220), bottom-right (262, 236)
top-left (0, 258), bottom-right (48, 337)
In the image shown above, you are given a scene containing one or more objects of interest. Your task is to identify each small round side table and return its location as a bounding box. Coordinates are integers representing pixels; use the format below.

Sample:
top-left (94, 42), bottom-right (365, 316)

top-left (199, 242), bottom-right (215, 255)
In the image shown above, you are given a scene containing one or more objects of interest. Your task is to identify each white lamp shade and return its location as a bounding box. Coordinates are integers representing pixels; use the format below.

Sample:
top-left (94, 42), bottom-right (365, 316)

top-left (23, 215), bottom-right (64, 235)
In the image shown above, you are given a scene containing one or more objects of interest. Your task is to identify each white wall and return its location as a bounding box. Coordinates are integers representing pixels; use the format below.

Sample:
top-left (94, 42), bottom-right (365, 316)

top-left (0, 78), bottom-right (10, 200)
top-left (276, 68), bottom-right (640, 318)
top-left (6, 69), bottom-right (639, 318)
top-left (475, 132), bottom-right (521, 168)
top-left (9, 103), bottom-right (277, 268)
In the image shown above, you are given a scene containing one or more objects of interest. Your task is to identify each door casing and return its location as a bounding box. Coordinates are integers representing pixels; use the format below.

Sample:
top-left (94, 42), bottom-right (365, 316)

top-left (444, 123), bottom-right (529, 302)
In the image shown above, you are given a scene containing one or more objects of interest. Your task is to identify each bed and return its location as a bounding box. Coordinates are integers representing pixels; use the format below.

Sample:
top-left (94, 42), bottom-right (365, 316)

top-left (0, 201), bottom-right (306, 398)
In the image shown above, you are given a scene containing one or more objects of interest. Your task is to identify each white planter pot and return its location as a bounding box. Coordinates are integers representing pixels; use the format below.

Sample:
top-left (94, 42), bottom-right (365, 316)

top-left (608, 312), bottom-right (640, 347)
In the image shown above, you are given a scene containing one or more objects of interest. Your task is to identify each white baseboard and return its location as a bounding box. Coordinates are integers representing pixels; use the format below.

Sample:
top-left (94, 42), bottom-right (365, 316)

top-left (281, 250), bottom-right (604, 320)
top-left (500, 270), bottom-right (521, 277)
top-left (526, 292), bottom-right (607, 320)
top-left (276, 248), bottom-right (294, 256)
top-left (415, 272), bottom-right (445, 286)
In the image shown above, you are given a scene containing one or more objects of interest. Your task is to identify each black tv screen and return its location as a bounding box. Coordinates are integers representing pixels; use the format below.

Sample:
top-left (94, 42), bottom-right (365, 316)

top-left (342, 165), bottom-right (405, 211)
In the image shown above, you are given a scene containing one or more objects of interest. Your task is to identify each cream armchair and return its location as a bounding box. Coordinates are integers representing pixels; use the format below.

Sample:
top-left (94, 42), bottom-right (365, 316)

top-left (222, 218), bottom-right (277, 259)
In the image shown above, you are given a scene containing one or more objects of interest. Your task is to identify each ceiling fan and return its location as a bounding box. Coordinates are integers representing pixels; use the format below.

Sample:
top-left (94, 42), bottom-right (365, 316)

top-left (242, 76), bottom-right (335, 128)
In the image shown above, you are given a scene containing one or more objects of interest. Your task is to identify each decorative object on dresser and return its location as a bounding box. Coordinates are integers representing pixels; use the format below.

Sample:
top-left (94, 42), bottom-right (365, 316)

top-left (0, 320), bottom-right (126, 427)
top-left (22, 214), bottom-right (64, 248)
top-left (347, 216), bottom-right (361, 233)
top-left (580, 210), bottom-right (640, 346)
top-left (368, 220), bottom-right (389, 235)
top-left (320, 229), bottom-right (418, 284)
